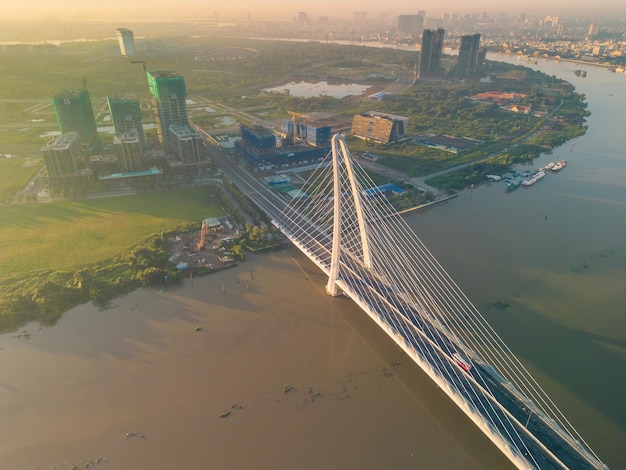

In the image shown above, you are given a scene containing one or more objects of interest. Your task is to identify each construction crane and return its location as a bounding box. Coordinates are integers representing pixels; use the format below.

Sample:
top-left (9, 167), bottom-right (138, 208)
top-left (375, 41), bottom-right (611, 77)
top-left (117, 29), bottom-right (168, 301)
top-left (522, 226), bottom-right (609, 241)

top-left (287, 110), bottom-right (309, 148)
top-left (130, 60), bottom-right (146, 71)
top-left (197, 219), bottom-right (210, 250)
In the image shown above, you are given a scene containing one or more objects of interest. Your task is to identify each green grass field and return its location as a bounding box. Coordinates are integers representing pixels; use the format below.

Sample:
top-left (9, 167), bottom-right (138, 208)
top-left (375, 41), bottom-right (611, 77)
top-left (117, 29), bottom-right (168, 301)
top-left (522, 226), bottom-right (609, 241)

top-left (0, 156), bottom-right (42, 201)
top-left (0, 188), bottom-right (222, 285)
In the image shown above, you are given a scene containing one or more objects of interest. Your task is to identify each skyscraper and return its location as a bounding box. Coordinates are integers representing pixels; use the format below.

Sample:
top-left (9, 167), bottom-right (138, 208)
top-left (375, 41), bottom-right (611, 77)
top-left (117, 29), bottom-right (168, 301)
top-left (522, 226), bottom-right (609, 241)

top-left (146, 70), bottom-right (189, 149)
top-left (52, 89), bottom-right (98, 145)
top-left (116, 28), bottom-right (135, 56)
top-left (297, 12), bottom-right (310, 26)
top-left (419, 28), bottom-right (444, 77)
top-left (456, 33), bottom-right (481, 78)
top-left (107, 95), bottom-right (144, 143)
top-left (353, 11), bottom-right (367, 24)
top-left (398, 15), bottom-right (424, 37)
top-left (41, 132), bottom-right (83, 177)
top-left (587, 23), bottom-right (599, 37)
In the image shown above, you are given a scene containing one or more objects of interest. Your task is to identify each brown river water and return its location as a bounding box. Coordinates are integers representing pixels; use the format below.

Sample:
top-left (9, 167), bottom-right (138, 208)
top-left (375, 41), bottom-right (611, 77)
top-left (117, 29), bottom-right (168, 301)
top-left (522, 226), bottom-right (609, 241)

top-left (0, 251), bottom-right (513, 469)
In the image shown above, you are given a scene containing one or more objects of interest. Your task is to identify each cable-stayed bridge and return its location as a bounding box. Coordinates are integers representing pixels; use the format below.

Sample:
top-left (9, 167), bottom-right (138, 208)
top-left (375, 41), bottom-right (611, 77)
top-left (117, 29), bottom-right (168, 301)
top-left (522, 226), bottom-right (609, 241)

top-left (208, 134), bottom-right (607, 470)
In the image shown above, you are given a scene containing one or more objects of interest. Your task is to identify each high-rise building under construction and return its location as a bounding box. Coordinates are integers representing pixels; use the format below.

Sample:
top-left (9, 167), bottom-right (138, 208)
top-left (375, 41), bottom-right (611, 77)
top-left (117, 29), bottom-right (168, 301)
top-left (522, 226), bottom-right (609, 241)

top-left (146, 70), bottom-right (189, 149)
top-left (52, 88), bottom-right (98, 148)
top-left (419, 28), bottom-right (444, 76)
top-left (107, 95), bottom-right (144, 143)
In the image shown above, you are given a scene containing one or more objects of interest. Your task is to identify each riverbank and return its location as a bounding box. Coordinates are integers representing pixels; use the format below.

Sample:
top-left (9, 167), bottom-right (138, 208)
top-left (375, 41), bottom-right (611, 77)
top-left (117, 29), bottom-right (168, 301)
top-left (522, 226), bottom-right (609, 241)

top-left (512, 52), bottom-right (625, 71)
top-left (398, 193), bottom-right (458, 215)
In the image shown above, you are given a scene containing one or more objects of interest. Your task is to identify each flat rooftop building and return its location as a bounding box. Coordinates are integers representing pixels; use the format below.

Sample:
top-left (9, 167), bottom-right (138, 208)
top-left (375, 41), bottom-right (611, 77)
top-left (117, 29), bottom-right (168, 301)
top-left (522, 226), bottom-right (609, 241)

top-left (351, 111), bottom-right (408, 144)
top-left (169, 125), bottom-right (204, 163)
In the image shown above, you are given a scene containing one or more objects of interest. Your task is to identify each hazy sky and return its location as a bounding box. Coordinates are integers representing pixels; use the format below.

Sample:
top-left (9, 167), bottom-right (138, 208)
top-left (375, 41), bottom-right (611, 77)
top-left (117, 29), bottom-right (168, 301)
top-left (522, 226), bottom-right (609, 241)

top-left (1, 0), bottom-right (623, 21)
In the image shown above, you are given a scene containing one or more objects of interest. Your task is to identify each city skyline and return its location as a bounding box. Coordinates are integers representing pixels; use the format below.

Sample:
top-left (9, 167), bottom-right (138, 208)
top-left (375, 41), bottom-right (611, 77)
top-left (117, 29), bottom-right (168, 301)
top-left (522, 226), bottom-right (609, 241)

top-left (1, 1), bottom-right (625, 21)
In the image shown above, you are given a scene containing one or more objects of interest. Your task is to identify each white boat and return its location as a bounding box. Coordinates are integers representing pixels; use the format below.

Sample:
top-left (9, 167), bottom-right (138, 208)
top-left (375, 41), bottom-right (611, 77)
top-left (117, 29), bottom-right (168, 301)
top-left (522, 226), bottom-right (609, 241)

top-left (551, 160), bottom-right (567, 171)
top-left (521, 171), bottom-right (546, 186)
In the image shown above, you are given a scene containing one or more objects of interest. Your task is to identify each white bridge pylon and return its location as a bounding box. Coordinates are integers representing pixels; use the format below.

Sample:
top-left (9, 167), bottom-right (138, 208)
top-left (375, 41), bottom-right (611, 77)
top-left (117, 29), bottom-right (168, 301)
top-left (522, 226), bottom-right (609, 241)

top-left (326, 134), bottom-right (372, 296)
top-left (278, 134), bottom-right (607, 470)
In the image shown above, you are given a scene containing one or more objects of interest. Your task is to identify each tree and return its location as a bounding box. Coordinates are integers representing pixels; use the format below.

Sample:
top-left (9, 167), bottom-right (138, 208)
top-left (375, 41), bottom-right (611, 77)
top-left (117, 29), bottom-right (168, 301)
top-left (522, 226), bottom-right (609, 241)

top-left (231, 244), bottom-right (245, 260)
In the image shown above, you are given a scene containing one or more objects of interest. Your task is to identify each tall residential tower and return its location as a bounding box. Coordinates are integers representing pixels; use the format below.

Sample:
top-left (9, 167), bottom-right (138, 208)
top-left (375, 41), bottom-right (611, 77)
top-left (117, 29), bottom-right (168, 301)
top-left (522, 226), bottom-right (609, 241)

top-left (419, 28), bottom-right (444, 77)
top-left (456, 33), bottom-right (482, 77)
top-left (52, 88), bottom-right (99, 151)
top-left (146, 70), bottom-right (189, 149)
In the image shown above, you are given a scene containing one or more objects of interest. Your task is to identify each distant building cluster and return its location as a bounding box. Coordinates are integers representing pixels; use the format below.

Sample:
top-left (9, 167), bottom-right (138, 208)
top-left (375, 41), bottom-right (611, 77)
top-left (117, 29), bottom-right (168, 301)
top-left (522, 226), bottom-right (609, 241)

top-left (41, 32), bottom-right (207, 183)
top-left (239, 118), bottom-right (333, 170)
top-left (398, 14), bottom-right (425, 38)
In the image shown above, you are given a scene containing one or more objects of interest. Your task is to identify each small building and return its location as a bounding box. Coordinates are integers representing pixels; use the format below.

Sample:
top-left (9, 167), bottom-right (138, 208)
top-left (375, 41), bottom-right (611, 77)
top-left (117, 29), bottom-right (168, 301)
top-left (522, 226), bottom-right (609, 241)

top-left (204, 217), bottom-right (222, 229)
top-left (363, 183), bottom-right (406, 197)
top-left (504, 104), bottom-right (532, 114)
top-left (351, 111), bottom-right (408, 144)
